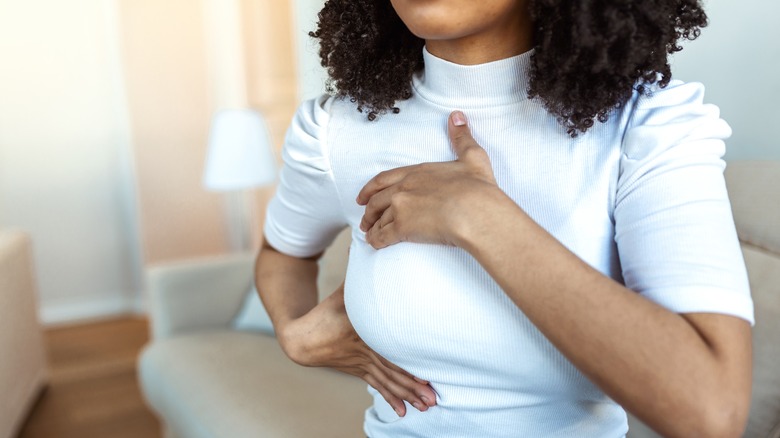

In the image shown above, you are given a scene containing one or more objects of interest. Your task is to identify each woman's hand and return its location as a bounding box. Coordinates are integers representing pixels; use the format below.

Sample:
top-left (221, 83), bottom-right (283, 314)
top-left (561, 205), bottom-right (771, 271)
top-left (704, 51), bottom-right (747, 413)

top-left (357, 111), bottom-right (512, 249)
top-left (278, 282), bottom-right (437, 417)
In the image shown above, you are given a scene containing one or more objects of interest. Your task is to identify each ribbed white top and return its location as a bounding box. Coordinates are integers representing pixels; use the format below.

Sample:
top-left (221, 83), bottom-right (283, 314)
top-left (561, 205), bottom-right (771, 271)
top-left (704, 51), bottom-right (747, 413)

top-left (264, 47), bottom-right (753, 437)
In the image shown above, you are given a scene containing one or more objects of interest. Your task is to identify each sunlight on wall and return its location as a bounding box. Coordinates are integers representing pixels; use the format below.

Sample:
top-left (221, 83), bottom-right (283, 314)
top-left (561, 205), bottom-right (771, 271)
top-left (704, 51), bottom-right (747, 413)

top-left (0, 0), bottom-right (299, 324)
top-left (0, 0), bottom-right (142, 322)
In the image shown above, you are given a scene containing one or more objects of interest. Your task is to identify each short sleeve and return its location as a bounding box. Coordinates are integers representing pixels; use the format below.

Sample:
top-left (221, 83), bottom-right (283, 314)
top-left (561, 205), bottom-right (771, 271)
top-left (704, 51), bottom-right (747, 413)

top-left (263, 95), bottom-right (348, 258)
top-left (615, 80), bottom-right (754, 324)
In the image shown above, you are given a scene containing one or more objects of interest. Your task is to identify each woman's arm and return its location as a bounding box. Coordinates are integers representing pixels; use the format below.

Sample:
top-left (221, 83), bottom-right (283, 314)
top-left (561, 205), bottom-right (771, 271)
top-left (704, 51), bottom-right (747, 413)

top-left (357, 111), bottom-right (752, 438)
top-left (254, 238), bottom-right (437, 416)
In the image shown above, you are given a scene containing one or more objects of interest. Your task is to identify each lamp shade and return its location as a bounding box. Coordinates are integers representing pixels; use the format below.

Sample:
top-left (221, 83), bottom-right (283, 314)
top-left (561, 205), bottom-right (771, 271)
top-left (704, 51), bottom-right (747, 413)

top-left (203, 109), bottom-right (277, 191)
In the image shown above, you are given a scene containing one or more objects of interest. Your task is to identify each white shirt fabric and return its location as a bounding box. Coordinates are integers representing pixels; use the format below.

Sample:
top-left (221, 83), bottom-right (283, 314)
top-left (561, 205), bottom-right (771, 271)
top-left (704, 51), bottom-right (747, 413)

top-left (263, 47), bottom-right (754, 437)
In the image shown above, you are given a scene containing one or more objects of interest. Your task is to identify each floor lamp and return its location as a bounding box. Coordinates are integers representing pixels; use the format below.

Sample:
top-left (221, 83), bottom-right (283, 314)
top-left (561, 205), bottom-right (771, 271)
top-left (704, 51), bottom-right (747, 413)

top-left (203, 109), bottom-right (277, 252)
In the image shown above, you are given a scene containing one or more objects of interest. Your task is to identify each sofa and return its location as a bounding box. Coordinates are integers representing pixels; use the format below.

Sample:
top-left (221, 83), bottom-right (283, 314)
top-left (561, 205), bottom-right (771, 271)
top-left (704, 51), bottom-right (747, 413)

top-left (0, 230), bottom-right (49, 438)
top-left (138, 161), bottom-right (779, 438)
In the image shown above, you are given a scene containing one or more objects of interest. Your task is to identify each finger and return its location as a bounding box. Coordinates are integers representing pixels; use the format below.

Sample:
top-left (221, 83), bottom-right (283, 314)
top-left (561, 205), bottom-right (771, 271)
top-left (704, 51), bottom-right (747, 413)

top-left (448, 111), bottom-right (496, 182)
top-left (377, 357), bottom-right (437, 407)
top-left (376, 205), bottom-right (394, 230)
top-left (367, 361), bottom-right (430, 412)
top-left (356, 165), bottom-right (415, 206)
top-left (362, 374), bottom-right (406, 417)
top-left (359, 186), bottom-right (396, 232)
top-left (448, 111), bottom-right (483, 161)
top-left (366, 215), bottom-right (399, 249)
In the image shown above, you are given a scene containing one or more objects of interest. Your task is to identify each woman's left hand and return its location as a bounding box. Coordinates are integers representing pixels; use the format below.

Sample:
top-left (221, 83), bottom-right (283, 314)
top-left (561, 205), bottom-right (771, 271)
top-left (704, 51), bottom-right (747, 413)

top-left (357, 111), bottom-right (512, 249)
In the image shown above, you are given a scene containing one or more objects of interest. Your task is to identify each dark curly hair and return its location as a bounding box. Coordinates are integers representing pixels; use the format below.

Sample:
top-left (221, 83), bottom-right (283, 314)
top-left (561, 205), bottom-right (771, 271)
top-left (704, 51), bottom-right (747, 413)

top-left (309, 0), bottom-right (707, 136)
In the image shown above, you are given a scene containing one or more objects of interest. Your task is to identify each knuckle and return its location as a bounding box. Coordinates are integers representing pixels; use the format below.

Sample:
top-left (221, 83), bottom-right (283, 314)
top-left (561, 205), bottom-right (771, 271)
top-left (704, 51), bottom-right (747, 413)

top-left (400, 387), bottom-right (417, 399)
top-left (365, 195), bottom-right (379, 212)
top-left (390, 191), bottom-right (406, 206)
top-left (367, 234), bottom-right (382, 249)
top-left (375, 170), bottom-right (393, 186)
top-left (460, 145), bottom-right (482, 160)
top-left (453, 132), bottom-right (474, 147)
top-left (357, 186), bottom-right (370, 201)
top-left (452, 130), bottom-right (469, 141)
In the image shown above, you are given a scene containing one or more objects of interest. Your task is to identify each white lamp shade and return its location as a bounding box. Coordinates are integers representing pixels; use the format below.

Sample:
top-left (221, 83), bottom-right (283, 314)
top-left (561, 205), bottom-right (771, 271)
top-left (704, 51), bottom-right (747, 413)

top-left (203, 109), bottom-right (277, 191)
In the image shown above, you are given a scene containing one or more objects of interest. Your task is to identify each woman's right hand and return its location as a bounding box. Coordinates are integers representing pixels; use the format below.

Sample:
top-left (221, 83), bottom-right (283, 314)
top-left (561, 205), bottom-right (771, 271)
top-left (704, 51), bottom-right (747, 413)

top-left (278, 283), bottom-right (437, 417)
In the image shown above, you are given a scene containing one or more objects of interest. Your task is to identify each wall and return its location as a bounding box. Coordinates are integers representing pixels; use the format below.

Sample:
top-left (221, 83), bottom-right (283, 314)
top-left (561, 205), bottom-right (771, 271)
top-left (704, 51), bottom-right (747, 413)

top-left (0, 0), bottom-right (143, 323)
top-left (118, 0), bottom-right (229, 264)
top-left (119, 0), bottom-right (298, 259)
top-left (292, 0), bottom-right (327, 102)
top-left (670, 0), bottom-right (779, 160)
top-left (0, 0), bottom-right (299, 325)
top-left (243, 0), bottom-right (299, 244)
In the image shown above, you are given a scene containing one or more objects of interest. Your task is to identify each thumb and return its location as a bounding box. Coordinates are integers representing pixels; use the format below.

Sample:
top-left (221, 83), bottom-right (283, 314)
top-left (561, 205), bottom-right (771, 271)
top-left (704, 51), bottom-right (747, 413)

top-left (448, 111), bottom-right (481, 160)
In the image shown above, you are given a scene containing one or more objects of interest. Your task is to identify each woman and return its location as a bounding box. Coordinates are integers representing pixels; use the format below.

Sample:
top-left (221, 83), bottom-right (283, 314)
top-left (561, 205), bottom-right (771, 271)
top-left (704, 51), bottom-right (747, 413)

top-left (255, 0), bottom-right (754, 436)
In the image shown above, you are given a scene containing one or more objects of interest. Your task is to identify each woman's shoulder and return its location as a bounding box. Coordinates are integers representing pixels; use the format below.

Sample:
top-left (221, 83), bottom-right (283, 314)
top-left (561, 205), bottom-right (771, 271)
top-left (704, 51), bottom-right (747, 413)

top-left (282, 94), bottom-right (339, 167)
top-left (292, 93), bottom-right (369, 130)
top-left (621, 79), bottom-right (727, 131)
top-left (619, 79), bottom-right (731, 161)
top-left (292, 94), bottom-right (336, 131)
top-left (630, 79), bottom-right (706, 110)
top-left (285, 93), bottom-right (370, 167)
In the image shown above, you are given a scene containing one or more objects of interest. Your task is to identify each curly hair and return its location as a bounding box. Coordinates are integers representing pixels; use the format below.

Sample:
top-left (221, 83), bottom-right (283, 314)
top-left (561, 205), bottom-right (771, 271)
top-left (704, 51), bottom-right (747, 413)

top-left (309, 0), bottom-right (707, 136)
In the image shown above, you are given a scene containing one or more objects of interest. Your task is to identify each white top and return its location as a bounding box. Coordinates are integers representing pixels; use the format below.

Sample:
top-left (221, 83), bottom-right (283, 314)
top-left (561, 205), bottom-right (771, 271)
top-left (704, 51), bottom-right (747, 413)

top-left (264, 47), bottom-right (754, 437)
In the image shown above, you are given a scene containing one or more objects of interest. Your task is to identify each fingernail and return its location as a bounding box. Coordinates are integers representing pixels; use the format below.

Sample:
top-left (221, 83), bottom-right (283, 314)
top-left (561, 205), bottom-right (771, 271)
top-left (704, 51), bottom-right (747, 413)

top-left (421, 396), bottom-right (431, 406)
top-left (452, 111), bottom-right (466, 126)
top-left (413, 402), bottom-right (423, 411)
top-left (395, 407), bottom-right (404, 416)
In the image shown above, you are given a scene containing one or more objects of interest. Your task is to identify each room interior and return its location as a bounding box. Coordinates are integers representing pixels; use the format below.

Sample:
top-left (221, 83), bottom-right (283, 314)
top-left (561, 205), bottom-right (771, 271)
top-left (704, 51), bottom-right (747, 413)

top-left (0, 0), bottom-right (778, 437)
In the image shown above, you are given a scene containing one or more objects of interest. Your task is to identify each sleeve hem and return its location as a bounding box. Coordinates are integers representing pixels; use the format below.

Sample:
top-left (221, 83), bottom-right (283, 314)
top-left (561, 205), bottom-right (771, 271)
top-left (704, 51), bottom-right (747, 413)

top-left (639, 286), bottom-right (755, 326)
top-left (263, 220), bottom-right (326, 259)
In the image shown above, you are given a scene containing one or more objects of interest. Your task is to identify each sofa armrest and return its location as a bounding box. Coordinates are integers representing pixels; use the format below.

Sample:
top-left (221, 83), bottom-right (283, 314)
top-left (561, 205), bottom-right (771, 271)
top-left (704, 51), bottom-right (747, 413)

top-left (0, 230), bottom-right (49, 438)
top-left (146, 252), bottom-right (255, 340)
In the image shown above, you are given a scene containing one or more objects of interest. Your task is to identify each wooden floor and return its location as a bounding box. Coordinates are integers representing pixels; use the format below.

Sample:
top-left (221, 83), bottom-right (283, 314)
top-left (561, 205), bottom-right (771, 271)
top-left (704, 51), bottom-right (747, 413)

top-left (17, 316), bottom-right (162, 438)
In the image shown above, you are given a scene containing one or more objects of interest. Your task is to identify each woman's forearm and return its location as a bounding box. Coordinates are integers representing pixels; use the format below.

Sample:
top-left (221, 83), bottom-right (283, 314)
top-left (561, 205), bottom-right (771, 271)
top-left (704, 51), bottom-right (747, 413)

top-left (254, 238), bottom-right (439, 413)
top-left (358, 112), bottom-right (752, 436)
top-left (254, 238), bottom-right (320, 333)
top-left (457, 189), bottom-right (751, 438)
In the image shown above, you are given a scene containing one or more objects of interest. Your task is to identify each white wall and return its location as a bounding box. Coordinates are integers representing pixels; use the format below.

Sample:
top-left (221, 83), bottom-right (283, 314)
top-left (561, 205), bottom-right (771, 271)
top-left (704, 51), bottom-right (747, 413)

top-left (670, 0), bottom-right (779, 160)
top-left (291, 0), bottom-right (327, 102)
top-left (0, 0), bottom-right (143, 324)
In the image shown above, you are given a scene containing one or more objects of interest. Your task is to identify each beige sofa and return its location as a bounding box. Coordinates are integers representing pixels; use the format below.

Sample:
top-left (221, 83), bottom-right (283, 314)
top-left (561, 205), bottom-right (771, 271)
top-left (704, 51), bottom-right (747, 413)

top-left (0, 230), bottom-right (49, 438)
top-left (138, 161), bottom-right (779, 437)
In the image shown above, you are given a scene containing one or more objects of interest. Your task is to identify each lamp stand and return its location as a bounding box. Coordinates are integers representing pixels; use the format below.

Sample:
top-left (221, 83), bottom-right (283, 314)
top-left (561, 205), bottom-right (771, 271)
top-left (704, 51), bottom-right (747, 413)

top-left (223, 190), bottom-right (256, 252)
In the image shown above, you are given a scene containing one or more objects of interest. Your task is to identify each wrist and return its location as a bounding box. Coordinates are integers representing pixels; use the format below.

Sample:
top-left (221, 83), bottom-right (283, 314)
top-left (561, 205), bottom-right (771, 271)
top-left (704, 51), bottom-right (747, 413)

top-left (454, 186), bottom-right (525, 254)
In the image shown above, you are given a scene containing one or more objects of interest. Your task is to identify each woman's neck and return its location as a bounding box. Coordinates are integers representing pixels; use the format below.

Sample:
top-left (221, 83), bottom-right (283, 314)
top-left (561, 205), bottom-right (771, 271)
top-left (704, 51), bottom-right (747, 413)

top-left (425, 12), bottom-right (533, 65)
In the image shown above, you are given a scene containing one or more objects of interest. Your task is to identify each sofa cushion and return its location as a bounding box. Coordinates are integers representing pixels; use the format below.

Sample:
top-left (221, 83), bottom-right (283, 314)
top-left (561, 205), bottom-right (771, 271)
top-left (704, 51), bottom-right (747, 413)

top-left (137, 330), bottom-right (371, 438)
top-left (742, 243), bottom-right (780, 438)
top-left (232, 285), bottom-right (275, 334)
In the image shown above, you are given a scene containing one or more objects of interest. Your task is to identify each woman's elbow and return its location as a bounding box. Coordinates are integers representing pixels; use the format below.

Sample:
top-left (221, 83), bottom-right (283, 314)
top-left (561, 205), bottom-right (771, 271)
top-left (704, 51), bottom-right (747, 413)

top-left (654, 381), bottom-right (751, 438)
top-left (690, 394), bottom-right (750, 438)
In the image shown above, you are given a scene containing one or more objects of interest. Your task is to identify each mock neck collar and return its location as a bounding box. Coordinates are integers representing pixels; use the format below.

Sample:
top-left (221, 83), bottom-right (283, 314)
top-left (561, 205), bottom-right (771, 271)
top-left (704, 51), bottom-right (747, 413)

top-left (412, 46), bottom-right (532, 109)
